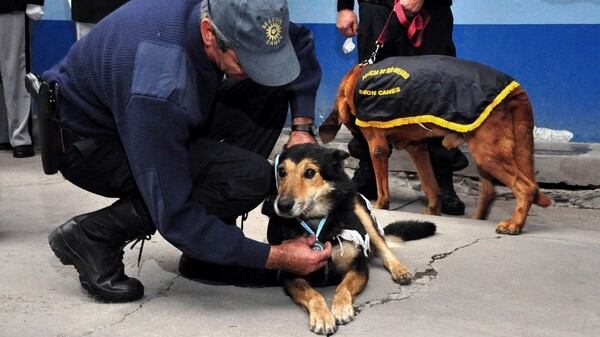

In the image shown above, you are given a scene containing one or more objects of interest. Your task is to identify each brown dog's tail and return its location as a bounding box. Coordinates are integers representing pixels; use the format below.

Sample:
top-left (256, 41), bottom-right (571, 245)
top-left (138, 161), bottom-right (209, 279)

top-left (384, 221), bottom-right (436, 241)
top-left (510, 88), bottom-right (552, 208)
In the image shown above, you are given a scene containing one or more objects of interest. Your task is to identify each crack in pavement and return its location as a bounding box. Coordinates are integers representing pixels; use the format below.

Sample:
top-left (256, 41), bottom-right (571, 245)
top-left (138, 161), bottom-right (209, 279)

top-left (79, 275), bottom-right (180, 337)
top-left (354, 236), bottom-right (502, 315)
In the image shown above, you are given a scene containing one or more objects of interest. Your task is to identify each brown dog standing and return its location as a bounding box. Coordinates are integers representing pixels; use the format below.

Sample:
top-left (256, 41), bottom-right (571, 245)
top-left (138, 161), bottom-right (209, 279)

top-left (320, 55), bottom-right (551, 235)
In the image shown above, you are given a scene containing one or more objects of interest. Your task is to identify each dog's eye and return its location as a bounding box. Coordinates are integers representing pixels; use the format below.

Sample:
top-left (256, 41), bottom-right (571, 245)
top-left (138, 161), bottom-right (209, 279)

top-left (304, 168), bottom-right (316, 179)
top-left (278, 167), bottom-right (287, 178)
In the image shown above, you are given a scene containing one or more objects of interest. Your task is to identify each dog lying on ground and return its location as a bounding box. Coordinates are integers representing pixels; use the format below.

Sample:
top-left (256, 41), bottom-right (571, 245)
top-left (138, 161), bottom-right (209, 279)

top-left (319, 55), bottom-right (551, 235)
top-left (263, 144), bottom-right (435, 335)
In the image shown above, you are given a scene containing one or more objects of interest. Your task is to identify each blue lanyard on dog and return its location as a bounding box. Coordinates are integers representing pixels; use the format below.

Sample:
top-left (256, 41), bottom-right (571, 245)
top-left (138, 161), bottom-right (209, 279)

top-left (274, 154), bottom-right (281, 189)
top-left (273, 153), bottom-right (327, 251)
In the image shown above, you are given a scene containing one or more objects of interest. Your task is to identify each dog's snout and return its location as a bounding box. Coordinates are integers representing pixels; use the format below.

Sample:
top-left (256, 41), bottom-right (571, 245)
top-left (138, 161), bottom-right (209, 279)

top-left (277, 198), bottom-right (295, 213)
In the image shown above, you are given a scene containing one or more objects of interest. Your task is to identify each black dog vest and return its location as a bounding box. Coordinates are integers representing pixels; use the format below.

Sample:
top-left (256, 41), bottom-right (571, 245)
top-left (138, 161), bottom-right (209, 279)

top-left (354, 55), bottom-right (519, 132)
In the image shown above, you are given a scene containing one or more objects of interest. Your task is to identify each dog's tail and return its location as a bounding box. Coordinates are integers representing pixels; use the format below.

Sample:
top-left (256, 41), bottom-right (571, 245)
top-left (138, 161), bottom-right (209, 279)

top-left (383, 220), bottom-right (436, 241)
top-left (510, 88), bottom-right (552, 208)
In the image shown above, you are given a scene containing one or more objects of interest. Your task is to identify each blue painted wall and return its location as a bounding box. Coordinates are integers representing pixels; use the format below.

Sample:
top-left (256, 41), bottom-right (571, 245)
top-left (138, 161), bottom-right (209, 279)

top-left (32, 0), bottom-right (600, 142)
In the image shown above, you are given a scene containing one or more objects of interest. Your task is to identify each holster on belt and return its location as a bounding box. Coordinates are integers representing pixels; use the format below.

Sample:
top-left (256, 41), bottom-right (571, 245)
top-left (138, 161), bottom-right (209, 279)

top-left (28, 76), bottom-right (62, 175)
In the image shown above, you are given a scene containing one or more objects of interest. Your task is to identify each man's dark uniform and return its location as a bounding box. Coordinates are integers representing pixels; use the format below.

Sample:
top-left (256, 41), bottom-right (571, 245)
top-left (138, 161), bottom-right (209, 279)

top-left (41, 0), bottom-right (320, 301)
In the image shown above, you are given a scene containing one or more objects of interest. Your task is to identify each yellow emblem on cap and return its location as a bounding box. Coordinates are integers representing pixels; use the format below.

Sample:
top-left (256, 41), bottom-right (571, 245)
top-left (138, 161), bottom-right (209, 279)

top-left (262, 17), bottom-right (283, 46)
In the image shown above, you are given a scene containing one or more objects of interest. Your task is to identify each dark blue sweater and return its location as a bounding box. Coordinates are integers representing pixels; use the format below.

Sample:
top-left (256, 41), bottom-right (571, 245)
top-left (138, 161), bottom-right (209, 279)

top-left (42, 0), bottom-right (321, 269)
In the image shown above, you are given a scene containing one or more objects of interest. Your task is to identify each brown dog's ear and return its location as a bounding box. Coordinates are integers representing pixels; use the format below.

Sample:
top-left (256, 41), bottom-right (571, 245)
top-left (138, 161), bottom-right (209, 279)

top-left (319, 112), bottom-right (342, 144)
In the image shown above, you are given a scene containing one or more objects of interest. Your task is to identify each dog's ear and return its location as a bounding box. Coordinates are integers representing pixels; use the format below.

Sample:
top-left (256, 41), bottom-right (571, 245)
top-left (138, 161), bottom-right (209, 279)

top-left (331, 148), bottom-right (350, 164)
top-left (318, 111), bottom-right (342, 144)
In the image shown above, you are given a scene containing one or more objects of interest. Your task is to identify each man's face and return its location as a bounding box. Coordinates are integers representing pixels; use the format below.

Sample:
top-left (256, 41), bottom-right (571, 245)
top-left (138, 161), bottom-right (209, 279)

top-left (200, 19), bottom-right (248, 81)
top-left (213, 46), bottom-right (247, 81)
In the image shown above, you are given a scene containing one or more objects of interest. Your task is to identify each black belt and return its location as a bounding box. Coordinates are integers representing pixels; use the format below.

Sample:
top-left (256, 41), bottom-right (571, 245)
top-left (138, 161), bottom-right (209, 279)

top-left (360, 0), bottom-right (394, 7)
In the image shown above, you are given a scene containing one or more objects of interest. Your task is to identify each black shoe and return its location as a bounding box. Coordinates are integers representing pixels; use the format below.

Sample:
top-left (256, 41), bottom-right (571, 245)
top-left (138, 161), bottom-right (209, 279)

top-left (178, 254), bottom-right (279, 287)
top-left (13, 145), bottom-right (34, 158)
top-left (0, 142), bottom-right (12, 150)
top-left (436, 171), bottom-right (465, 216)
top-left (48, 219), bottom-right (144, 302)
top-left (440, 191), bottom-right (465, 215)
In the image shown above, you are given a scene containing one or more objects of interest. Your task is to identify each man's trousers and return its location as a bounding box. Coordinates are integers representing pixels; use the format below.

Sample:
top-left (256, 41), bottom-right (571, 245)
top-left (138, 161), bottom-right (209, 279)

top-left (0, 12), bottom-right (32, 147)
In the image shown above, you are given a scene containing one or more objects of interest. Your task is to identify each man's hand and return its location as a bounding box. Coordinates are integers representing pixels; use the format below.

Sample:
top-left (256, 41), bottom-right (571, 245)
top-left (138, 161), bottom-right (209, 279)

top-left (399, 0), bottom-right (425, 17)
top-left (336, 9), bottom-right (358, 37)
top-left (287, 131), bottom-right (316, 148)
top-left (25, 4), bottom-right (44, 20)
top-left (265, 236), bottom-right (332, 275)
top-left (287, 117), bottom-right (317, 148)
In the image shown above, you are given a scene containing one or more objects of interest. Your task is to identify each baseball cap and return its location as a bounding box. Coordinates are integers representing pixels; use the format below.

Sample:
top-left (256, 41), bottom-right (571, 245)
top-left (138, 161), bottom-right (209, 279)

top-left (207, 0), bottom-right (300, 87)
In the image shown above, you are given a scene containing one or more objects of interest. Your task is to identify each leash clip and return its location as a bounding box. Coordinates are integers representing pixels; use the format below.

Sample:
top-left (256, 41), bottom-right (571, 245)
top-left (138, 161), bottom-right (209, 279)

top-left (366, 43), bottom-right (382, 65)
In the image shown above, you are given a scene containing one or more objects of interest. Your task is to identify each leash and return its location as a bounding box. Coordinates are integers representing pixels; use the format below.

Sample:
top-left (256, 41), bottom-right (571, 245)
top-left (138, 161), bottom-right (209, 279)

top-left (361, 0), bottom-right (431, 66)
top-left (273, 153), bottom-right (328, 251)
top-left (394, 1), bottom-right (430, 48)
top-left (360, 8), bottom-right (395, 66)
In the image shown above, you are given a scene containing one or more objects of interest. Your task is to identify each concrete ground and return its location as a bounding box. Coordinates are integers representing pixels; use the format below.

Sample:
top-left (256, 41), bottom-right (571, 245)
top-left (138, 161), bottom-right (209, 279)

top-left (2, 149), bottom-right (600, 337)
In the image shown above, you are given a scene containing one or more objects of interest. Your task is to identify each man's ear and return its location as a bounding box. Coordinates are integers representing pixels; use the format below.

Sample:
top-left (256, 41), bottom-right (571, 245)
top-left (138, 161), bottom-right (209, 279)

top-left (200, 19), bottom-right (214, 47)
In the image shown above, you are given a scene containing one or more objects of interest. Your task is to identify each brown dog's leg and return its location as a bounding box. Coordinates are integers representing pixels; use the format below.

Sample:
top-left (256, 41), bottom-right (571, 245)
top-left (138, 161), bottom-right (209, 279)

top-left (405, 143), bottom-right (441, 215)
top-left (471, 154), bottom-right (536, 234)
top-left (362, 128), bottom-right (391, 209)
top-left (509, 90), bottom-right (552, 208)
top-left (468, 111), bottom-right (538, 234)
top-left (331, 269), bottom-right (368, 325)
top-left (472, 167), bottom-right (495, 220)
top-left (353, 199), bottom-right (412, 284)
top-left (285, 278), bottom-right (337, 335)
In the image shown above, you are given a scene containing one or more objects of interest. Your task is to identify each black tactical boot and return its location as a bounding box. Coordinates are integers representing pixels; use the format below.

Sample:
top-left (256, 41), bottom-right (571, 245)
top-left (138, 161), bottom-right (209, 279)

top-left (48, 199), bottom-right (155, 302)
top-left (436, 171), bottom-right (466, 216)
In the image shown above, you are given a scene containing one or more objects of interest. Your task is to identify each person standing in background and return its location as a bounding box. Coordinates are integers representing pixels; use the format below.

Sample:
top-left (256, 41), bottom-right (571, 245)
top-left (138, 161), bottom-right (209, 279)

top-left (70, 0), bottom-right (128, 40)
top-left (0, 0), bottom-right (44, 158)
top-left (335, 0), bottom-right (468, 215)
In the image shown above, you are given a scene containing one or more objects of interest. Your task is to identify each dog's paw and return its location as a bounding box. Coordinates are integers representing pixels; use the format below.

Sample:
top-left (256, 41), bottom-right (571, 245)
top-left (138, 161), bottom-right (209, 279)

top-left (374, 200), bottom-right (390, 210)
top-left (389, 263), bottom-right (413, 285)
top-left (495, 220), bottom-right (523, 235)
top-left (422, 206), bottom-right (441, 216)
top-left (331, 302), bottom-right (355, 325)
top-left (309, 308), bottom-right (337, 335)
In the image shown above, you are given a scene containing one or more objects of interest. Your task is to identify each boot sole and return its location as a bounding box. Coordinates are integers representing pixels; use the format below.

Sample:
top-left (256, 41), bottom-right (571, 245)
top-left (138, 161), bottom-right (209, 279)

top-left (48, 226), bottom-right (144, 303)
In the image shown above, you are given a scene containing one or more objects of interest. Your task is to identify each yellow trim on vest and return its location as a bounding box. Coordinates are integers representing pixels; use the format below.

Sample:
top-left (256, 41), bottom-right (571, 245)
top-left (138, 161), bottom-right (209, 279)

top-left (355, 80), bottom-right (520, 132)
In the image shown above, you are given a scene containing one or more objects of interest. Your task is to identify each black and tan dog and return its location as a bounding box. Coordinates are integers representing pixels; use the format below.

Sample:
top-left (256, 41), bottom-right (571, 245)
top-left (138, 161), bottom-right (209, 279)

top-left (264, 144), bottom-right (435, 335)
top-left (320, 55), bottom-right (552, 235)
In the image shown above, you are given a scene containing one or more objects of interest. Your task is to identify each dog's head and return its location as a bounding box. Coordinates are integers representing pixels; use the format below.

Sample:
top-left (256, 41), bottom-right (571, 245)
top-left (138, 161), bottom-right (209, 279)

top-left (319, 65), bottom-right (363, 144)
top-left (273, 144), bottom-right (352, 219)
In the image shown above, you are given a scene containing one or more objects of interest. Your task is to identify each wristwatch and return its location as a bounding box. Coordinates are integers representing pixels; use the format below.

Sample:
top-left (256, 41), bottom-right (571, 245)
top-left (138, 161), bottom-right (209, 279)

top-left (291, 123), bottom-right (317, 137)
